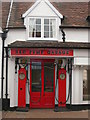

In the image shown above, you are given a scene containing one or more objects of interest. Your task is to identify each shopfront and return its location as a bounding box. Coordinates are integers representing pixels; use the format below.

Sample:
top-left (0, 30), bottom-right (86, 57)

top-left (10, 47), bottom-right (73, 109)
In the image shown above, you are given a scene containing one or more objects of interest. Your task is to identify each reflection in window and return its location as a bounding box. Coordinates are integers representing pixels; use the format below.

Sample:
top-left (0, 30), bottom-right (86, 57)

top-left (31, 62), bottom-right (41, 92)
top-left (44, 63), bottom-right (54, 92)
top-left (29, 18), bottom-right (41, 37)
top-left (83, 69), bottom-right (90, 100)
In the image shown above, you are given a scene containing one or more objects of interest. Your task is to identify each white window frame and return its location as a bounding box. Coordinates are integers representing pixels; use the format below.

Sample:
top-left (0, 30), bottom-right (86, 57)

top-left (27, 17), bottom-right (58, 40)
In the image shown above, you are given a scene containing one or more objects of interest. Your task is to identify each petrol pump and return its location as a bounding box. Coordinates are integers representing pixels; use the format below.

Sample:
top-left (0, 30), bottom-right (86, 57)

top-left (18, 68), bottom-right (26, 108)
top-left (58, 67), bottom-right (66, 107)
top-left (55, 58), bottom-right (72, 111)
top-left (16, 58), bottom-right (29, 111)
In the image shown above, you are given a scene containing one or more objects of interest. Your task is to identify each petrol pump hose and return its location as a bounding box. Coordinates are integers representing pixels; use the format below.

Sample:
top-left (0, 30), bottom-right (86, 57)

top-left (55, 68), bottom-right (71, 105)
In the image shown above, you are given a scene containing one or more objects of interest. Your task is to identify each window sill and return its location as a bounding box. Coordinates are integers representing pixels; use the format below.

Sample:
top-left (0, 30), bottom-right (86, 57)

top-left (27, 38), bottom-right (58, 41)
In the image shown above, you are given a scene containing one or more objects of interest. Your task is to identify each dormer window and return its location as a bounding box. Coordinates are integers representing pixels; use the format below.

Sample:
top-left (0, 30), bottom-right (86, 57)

top-left (29, 17), bottom-right (56, 39)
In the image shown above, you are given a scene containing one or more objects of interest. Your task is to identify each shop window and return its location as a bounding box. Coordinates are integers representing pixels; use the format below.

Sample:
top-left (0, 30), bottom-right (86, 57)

top-left (83, 69), bottom-right (90, 101)
top-left (29, 18), bottom-right (56, 39)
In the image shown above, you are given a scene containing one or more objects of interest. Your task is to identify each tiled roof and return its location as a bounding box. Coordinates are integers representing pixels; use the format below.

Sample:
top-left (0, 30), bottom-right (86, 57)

top-left (8, 41), bottom-right (90, 49)
top-left (2, 2), bottom-right (90, 29)
top-left (2, 2), bottom-right (11, 29)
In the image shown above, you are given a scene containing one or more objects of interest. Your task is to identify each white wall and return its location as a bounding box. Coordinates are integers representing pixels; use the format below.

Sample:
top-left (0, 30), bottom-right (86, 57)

top-left (74, 49), bottom-right (89, 65)
top-left (8, 58), bottom-right (15, 107)
top-left (5, 29), bottom-right (26, 46)
top-left (64, 29), bottom-right (88, 43)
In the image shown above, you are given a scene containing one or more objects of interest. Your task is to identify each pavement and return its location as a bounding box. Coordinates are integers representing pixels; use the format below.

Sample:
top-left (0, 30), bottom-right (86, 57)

top-left (0, 109), bottom-right (89, 119)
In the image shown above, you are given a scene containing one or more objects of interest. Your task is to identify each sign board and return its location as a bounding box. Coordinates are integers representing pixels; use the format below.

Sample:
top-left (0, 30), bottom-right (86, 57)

top-left (11, 48), bottom-right (73, 57)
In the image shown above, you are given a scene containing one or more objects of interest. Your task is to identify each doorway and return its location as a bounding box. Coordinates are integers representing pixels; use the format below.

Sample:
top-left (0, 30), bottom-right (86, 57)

top-left (30, 59), bottom-right (55, 108)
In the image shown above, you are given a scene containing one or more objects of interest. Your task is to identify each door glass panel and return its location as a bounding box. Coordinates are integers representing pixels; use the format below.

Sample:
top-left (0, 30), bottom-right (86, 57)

top-left (44, 63), bottom-right (54, 92)
top-left (31, 62), bottom-right (41, 92)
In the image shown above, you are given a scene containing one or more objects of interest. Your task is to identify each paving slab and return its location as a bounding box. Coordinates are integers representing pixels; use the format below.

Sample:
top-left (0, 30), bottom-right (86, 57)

top-left (0, 109), bottom-right (89, 119)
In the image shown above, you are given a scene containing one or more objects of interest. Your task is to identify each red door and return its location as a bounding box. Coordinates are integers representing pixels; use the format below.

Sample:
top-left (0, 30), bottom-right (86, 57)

top-left (18, 68), bottom-right (26, 108)
top-left (30, 59), bottom-right (55, 108)
top-left (58, 68), bottom-right (66, 107)
top-left (30, 61), bottom-right (42, 108)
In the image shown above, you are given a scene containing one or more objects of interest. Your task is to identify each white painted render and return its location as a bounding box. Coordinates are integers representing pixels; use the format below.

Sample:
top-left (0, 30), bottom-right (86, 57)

top-left (64, 29), bottom-right (88, 43)
top-left (22, 0), bottom-right (63, 18)
top-left (74, 49), bottom-right (89, 65)
top-left (8, 58), bottom-right (15, 107)
top-left (5, 29), bottom-right (26, 46)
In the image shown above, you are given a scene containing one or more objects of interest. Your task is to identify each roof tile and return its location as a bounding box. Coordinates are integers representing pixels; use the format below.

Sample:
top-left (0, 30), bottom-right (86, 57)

top-left (2, 2), bottom-right (90, 28)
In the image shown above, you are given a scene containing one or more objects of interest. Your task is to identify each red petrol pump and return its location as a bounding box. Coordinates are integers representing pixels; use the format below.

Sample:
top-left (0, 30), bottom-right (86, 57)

top-left (18, 68), bottom-right (26, 108)
top-left (54, 59), bottom-right (72, 112)
top-left (58, 68), bottom-right (66, 107)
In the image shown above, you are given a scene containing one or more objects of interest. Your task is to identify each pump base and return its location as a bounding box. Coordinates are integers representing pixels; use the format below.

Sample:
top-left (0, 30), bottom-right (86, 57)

top-left (54, 106), bottom-right (71, 112)
top-left (16, 107), bottom-right (29, 112)
top-left (0, 98), bottom-right (10, 111)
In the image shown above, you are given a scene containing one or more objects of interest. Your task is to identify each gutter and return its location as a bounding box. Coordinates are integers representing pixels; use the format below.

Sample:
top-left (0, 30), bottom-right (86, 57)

top-left (60, 26), bottom-right (90, 29)
top-left (6, 0), bottom-right (14, 28)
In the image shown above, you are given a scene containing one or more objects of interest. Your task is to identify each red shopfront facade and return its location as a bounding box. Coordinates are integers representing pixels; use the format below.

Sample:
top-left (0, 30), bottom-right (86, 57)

top-left (11, 48), bottom-right (73, 108)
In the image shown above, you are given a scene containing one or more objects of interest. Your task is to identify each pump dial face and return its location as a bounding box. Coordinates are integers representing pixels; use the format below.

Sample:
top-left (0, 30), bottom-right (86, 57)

top-left (60, 73), bottom-right (65, 80)
top-left (19, 73), bottom-right (25, 80)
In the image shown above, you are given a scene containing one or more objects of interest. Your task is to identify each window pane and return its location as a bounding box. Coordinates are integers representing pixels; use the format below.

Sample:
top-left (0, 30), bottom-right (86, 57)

top-left (50, 26), bottom-right (53, 32)
top-left (36, 25), bottom-right (41, 32)
top-left (44, 32), bottom-right (49, 38)
top-left (36, 32), bottom-right (41, 37)
top-left (29, 25), bottom-right (35, 32)
top-left (50, 19), bottom-right (55, 26)
top-left (44, 63), bottom-right (54, 92)
top-left (44, 26), bottom-right (49, 32)
top-left (44, 19), bottom-right (49, 24)
top-left (29, 31), bottom-right (36, 37)
top-left (32, 62), bottom-right (41, 92)
top-left (36, 19), bottom-right (41, 24)
top-left (50, 32), bottom-right (53, 38)
top-left (29, 18), bottom-right (35, 26)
